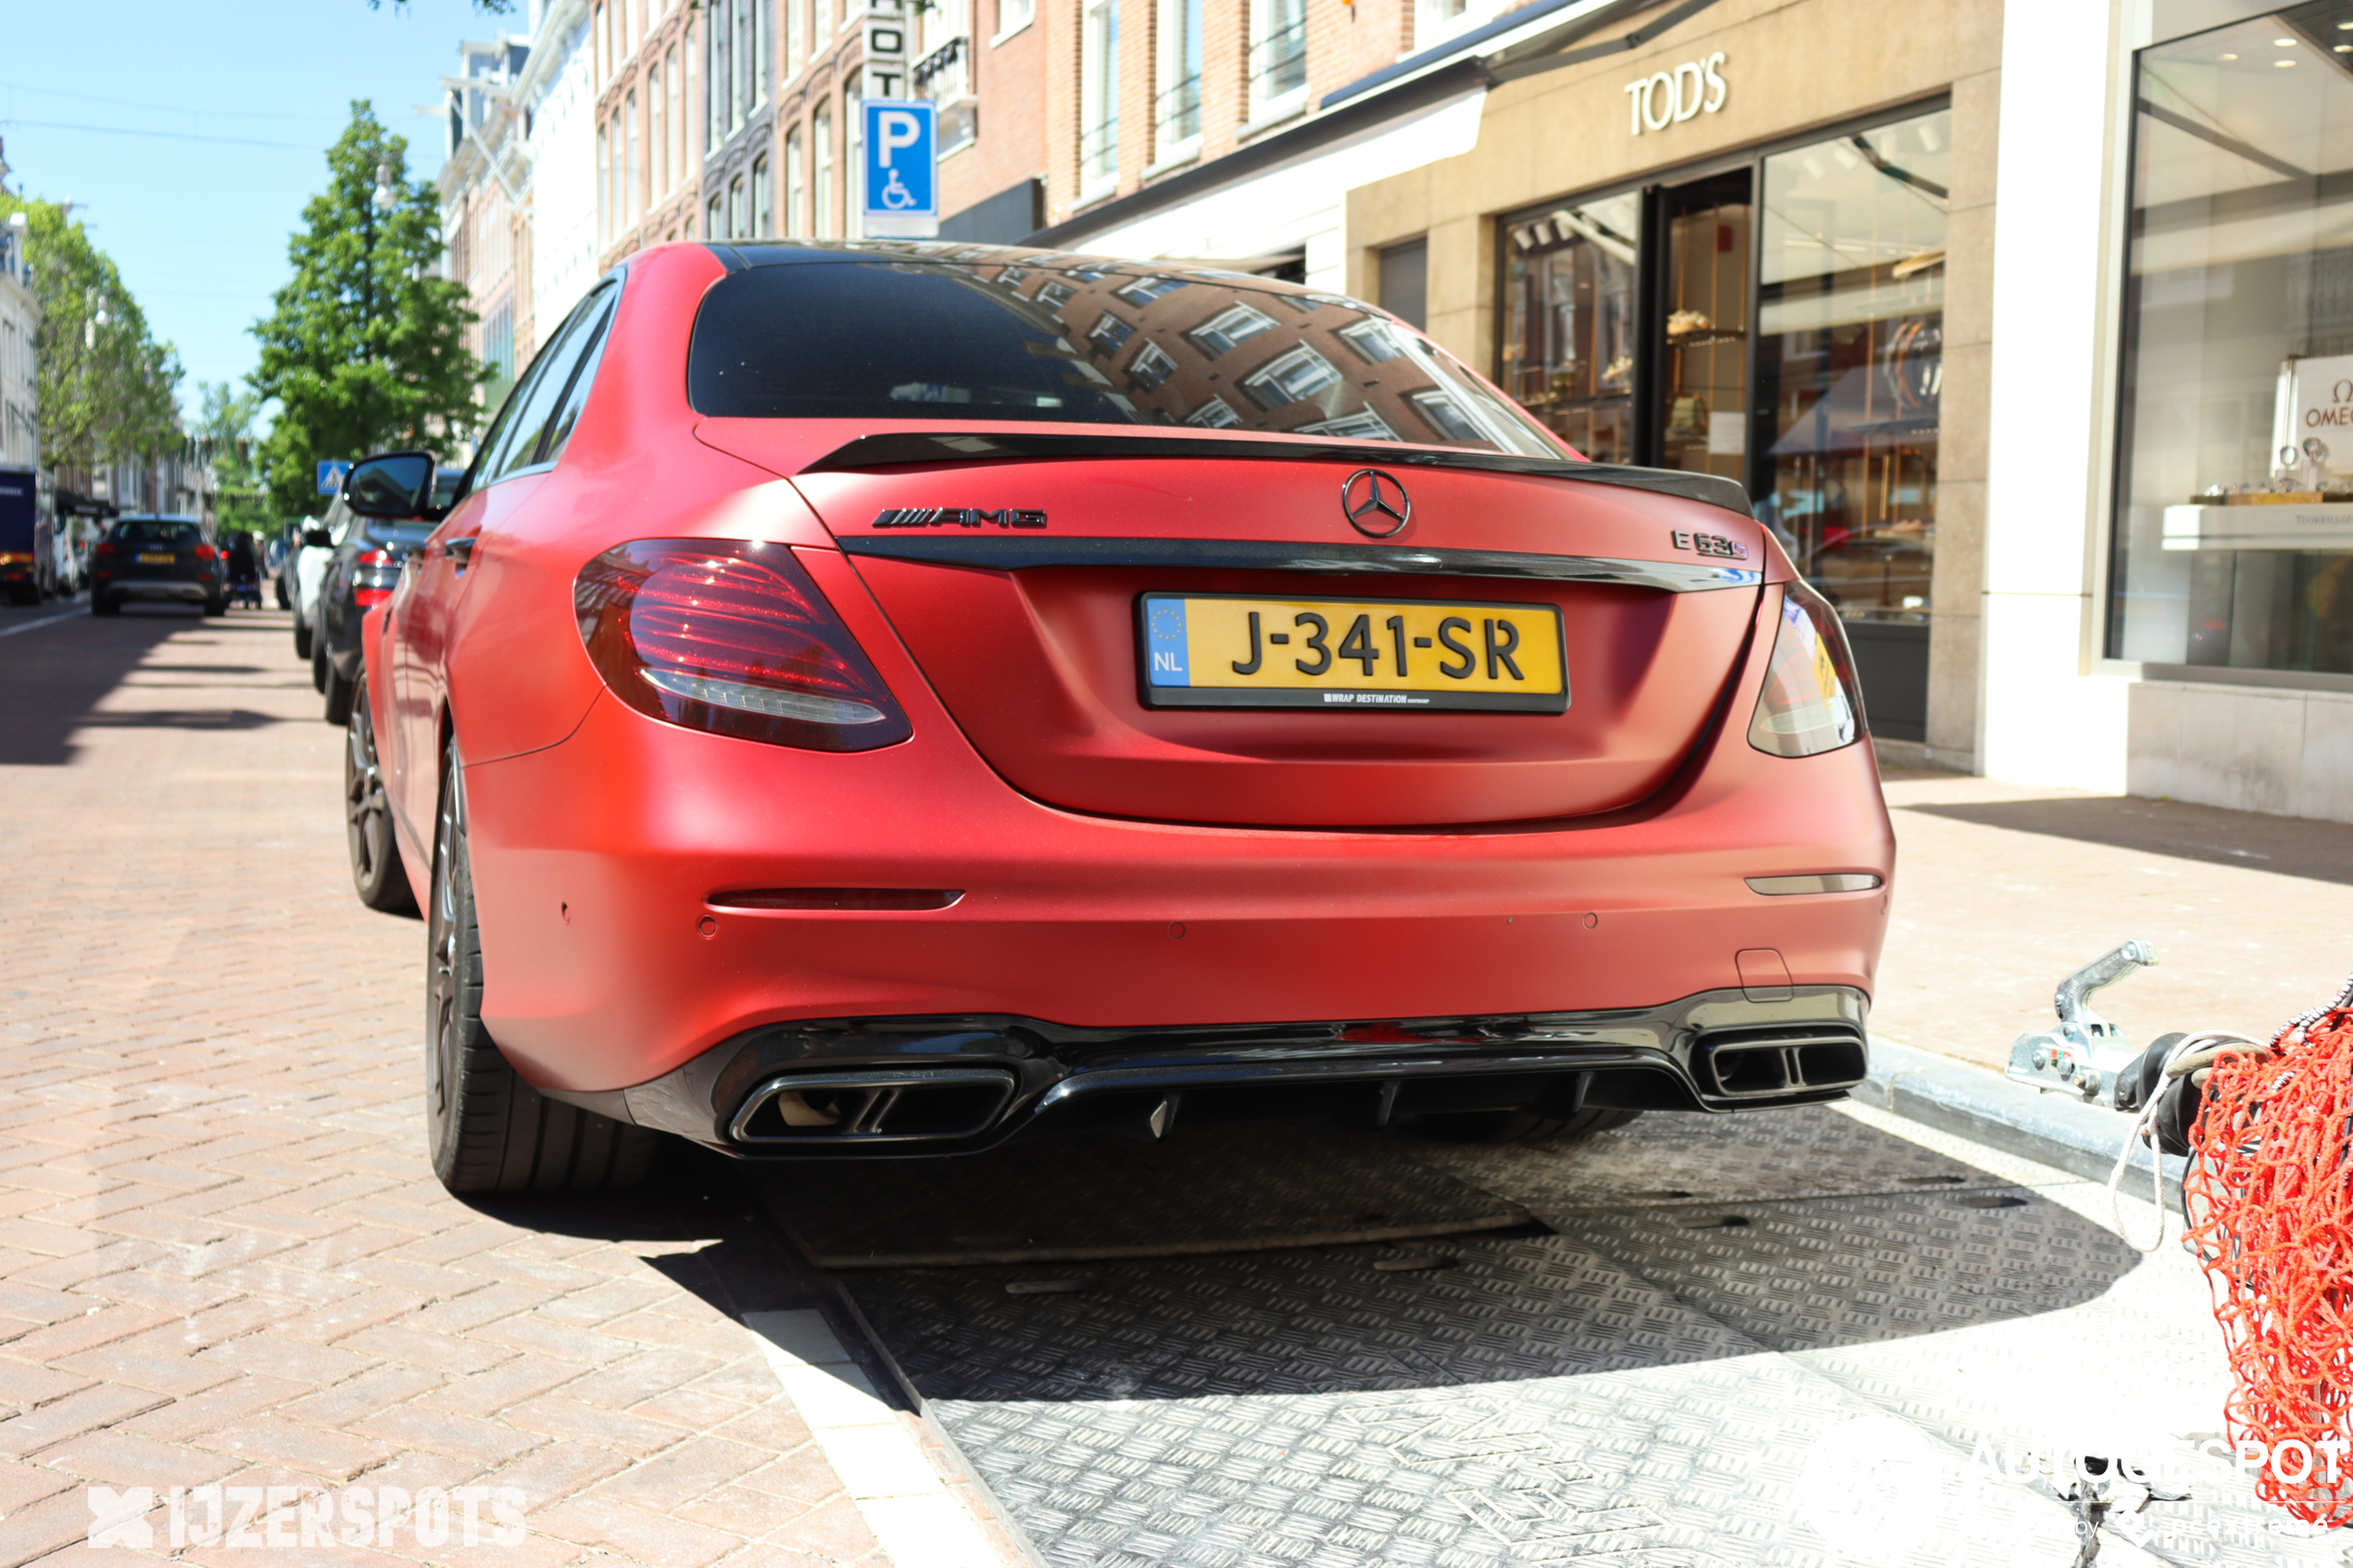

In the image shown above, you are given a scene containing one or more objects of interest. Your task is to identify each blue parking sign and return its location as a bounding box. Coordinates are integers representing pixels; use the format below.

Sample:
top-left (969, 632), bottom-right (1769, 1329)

top-left (861, 99), bottom-right (937, 238)
top-left (316, 460), bottom-right (352, 497)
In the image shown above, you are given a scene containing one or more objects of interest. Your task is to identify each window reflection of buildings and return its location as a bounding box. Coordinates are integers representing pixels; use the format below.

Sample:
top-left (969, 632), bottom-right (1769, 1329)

top-left (935, 261), bottom-right (1525, 449)
top-left (1503, 196), bottom-right (1641, 466)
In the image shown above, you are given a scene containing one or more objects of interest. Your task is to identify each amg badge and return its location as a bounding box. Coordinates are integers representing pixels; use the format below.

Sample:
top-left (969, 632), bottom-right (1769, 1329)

top-left (871, 508), bottom-right (1048, 530)
top-left (1670, 528), bottom-right (1749, 560)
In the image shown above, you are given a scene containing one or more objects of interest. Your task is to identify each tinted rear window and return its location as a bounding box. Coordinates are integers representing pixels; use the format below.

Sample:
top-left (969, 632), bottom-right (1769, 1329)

top-left (113, 520), bottom-right (202, 546)
top-left (687, 257), bottom-right (1560, 457)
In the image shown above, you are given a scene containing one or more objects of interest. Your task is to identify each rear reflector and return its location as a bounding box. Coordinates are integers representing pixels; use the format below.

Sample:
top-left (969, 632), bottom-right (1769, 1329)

top-left (355, 586), bottom-right (394, 608)
top-left (710, 888), bottom-right (963, 910)
top-left (1744, 873), bottom-right (1881, 896)
top-left (575, 539), bottom-right (911, 752)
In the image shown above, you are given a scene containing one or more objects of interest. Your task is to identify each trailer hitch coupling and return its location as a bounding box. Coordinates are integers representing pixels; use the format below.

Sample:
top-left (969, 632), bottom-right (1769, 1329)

top-left (2005, 940), bottom-right (2158, 1107)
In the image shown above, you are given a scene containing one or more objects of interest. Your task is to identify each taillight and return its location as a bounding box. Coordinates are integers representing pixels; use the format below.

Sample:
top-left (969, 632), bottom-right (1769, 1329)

top-left (1747, 581), bottom-right (1867, 758)
top-left (574, 539), bottom-right (911, 752)
top-left (94, 542), bottom-right (114, 558)
top-left (195, 542), bottom-right (217, 561)
top-left (355, 586), bottom-right (394, 608)
top-left (359, 548), bottom-right (395, 569)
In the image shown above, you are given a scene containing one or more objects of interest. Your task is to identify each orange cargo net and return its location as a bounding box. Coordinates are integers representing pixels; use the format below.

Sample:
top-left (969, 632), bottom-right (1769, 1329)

top-left (2184, 979), bottom-right (2353, 1527)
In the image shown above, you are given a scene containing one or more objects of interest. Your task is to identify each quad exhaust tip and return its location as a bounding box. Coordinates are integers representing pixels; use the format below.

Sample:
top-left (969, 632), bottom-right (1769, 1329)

top-left (1698, 1024), bottom-right (1869, 1098)
top-left (730, 1067), bottom-right (1018, 1145)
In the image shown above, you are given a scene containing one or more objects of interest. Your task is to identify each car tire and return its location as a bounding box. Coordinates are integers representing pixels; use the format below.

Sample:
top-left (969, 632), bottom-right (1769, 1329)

top-left (1413, 1105), bottom-right (1643, 1145)
top-left (311, 637), bottom-right (330, 695)
top-left (294, 618), bottom-right (312, 660)
top-left (346, 676), bottom-right (417, 916)
top-left (203, 595), bottom-right (226, 618)
top-left (90, 594), bottom-right (118, 617)
top-left (322, 657), bottom-right (355, 727)
top-left (426, 743), bottom-right (660, 1195)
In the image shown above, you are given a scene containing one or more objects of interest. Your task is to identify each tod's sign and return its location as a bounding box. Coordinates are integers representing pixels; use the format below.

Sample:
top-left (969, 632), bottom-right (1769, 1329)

top-left (1625, 52), bottom-right (1728, 134)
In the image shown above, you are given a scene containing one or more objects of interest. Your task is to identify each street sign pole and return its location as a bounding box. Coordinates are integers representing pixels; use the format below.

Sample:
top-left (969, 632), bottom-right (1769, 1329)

top-left (860, 99), bottom-right (938, 239)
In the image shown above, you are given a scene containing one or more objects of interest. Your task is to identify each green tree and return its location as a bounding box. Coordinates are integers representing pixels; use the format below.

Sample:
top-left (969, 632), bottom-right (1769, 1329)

top-left (250, 102), bottom-right (481, 519)
top-left (193, 382), bottom-right (272, 534)
top-left (0, 195), bottom-right (184, 474)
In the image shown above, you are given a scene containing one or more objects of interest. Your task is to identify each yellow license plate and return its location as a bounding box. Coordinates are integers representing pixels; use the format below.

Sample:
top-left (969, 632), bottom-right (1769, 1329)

top-left (1139, 593), bottom-right (1568, 712)
top-left (137, 552), bottom-right (174, 565)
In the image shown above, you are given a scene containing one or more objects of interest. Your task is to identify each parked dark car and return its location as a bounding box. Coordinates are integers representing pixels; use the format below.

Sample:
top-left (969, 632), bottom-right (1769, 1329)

top-left (89, 515), bottom-right (224, 616)
top-left (316, 468), bottom-right (460, 723)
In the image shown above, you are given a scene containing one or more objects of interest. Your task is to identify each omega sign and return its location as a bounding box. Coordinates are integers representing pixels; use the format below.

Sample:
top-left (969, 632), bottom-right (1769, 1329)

top-left (1625, 52), bottom-right (1728, 134)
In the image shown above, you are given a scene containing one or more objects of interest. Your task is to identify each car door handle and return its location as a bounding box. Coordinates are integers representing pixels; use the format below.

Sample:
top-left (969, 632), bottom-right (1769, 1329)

top-left (444, 537), bottom-right (476, 565)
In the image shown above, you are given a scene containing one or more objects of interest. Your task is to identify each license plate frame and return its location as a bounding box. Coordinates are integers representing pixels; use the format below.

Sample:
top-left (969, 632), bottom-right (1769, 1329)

top-left (1138, 592), bottom-right (1569, 713)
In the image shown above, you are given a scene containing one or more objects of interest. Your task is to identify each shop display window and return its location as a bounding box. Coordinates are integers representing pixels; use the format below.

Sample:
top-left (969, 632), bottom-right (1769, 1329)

top-left (1499, 104), bottom-right (1948, 737)
top-left (1501, 192), bottom-right (1641, 465)
top-left (1757, 108), bottom-right (1949, 633)
top-left (2111, 1), bottom-right (2353, 673)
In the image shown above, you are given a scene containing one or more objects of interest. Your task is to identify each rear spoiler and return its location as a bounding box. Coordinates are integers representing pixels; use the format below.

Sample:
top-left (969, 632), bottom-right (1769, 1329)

top-left (800, 432), bottom-right (1757, 522)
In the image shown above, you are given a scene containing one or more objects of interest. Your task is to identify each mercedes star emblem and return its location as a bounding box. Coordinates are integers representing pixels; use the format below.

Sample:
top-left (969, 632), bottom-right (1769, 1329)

top-left (1341, 469), bottom-right (1411, 538)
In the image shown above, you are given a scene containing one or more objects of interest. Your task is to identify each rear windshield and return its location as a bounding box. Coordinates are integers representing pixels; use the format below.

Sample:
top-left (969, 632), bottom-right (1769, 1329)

top-left (687, 256), bottom-right (1562, 457)
top-left (113, 519), bottom-right (202, 546)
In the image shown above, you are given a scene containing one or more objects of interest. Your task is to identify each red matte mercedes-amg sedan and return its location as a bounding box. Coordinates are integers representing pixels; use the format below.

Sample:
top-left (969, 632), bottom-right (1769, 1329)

top-left (341, 240), bottom-right (1893, 1195)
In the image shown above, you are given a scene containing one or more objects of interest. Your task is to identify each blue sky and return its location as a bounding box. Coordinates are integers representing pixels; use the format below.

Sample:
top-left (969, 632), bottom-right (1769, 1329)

top-left (0, 0), bottom-right (519, 416)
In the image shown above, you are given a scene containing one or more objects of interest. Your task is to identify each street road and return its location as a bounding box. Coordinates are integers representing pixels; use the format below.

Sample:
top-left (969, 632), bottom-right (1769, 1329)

top-left (0, 599), bottom-right (2339, 1566)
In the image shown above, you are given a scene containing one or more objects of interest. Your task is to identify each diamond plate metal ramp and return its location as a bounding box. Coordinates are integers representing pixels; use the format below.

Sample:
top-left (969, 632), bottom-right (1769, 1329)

top-left (785, 1110), bottom-right (2221, 1566)
top-left (747, 1122), bottom-right (1529, 1269)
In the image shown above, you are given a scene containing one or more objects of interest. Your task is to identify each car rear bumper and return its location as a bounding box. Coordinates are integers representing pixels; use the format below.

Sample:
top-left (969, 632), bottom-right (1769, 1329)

top-left (97, 579), bottom-right (208, 602)
top-left (543, 984), bottom-right (1871, 1155)
top-left (460, 669), bottom-right (1894, 1098)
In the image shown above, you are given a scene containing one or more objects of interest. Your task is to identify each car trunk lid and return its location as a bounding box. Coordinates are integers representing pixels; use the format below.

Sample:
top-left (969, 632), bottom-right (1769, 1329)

top-left (701, 424), bottom-right (1769, 828)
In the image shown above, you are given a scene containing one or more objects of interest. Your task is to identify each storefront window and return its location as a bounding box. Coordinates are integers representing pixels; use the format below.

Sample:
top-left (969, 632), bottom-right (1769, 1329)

top-left (2111, 2), bottom-right (2353, 672)
top-left (1757, 108), bottom-right (1948, 631)
top-left (1660, 171), bottom-right (1752, 485)
top-left (1501, 193), bottom-right (1640, 464)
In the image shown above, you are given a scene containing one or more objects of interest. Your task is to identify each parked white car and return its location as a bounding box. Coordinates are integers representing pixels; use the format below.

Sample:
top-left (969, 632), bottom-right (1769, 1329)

top-left (289, 507), bottom-right (351, 661)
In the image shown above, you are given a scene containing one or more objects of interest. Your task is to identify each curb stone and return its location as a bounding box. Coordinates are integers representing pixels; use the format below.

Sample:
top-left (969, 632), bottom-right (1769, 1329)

top-left (1858, 1034), bottom-right (2189, 1216)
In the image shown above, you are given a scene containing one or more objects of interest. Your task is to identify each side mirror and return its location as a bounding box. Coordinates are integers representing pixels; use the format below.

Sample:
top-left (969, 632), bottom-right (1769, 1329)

top-left (303, 529), bottom-right (333, 548)
top-left (343, 450), bottom-right (447, 521)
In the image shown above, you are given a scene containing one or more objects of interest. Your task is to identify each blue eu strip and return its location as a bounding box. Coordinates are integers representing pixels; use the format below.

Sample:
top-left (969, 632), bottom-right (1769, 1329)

top-left (1144, 598), bottom-right (1190, 687)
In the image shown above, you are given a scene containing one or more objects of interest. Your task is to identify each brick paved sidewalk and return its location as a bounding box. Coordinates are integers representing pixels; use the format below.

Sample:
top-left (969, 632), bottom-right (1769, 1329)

top-left (1874, 759), bottom-right (2353, 1070)
top-left (0, 607), bottom-right (1015, 1567)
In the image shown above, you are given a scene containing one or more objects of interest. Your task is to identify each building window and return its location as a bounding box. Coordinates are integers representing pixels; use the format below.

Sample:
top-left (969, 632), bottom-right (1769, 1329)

top-left (845, 77), bottom-right (863, 232)
top-left (707, 6), bottom-right (726, 148)
top-left (625, 90), bottom-right (641, 228)
top-left (1088, 312), bottom-right (1135, 356)
top-left (786, 126), bottom-right (804, 234)
top-left (1036, 279), bottom-right (1075, 309)
top-left (707, 192), bottom-right (724, 240)
top-left (787, 0), bottom-right (804, 81)
top-left (816, 0), bottom-right (832, 42)
top-left (649, 67), bottom-right (666, 195)
top-left (1243, 345), bottom-right (1341, 408)
top-left (2112, 16), bottom-right (2353, 672)
top-left (1339, 318), bottom-right (1405, 363)
top-left (729, 173), bottom-right (749, 238)
top-left (999, 0), bottom-right (1034, 34)
top-left (1300, 410), bottom-right (1396, 440)
top-left (1189, 302), bottom-right (1276, 357)
top-left (1188, 396), bottom-right (1239, 427)
top-left (750, 0), bottom-right (767, 108)
top-left (753, 153), bottom-right (772, 235)
top-left (813, 104), bottom-right (834, 237)
top-left (1248, 0), bottom-right (1307, 116)
top-left (1407, 392), bottom-right (1480, 443)
top-left (1129, 341), bottom-right (1176, 389)
top-left (595, 124), bottom-right (610, 246)
top-left (597, 2), bottom-right (610, 82)
top-left (1153, 0), bottom-right (1202, 153)
top-left (1117, 275), bottom-right (1188, 306)
top-left (1079, 0), bottom-right (1119, 193)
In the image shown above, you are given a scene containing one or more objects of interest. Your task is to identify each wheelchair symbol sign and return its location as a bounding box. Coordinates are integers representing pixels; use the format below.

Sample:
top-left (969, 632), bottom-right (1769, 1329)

top-left (861, 99), bottom-right (937, 235)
